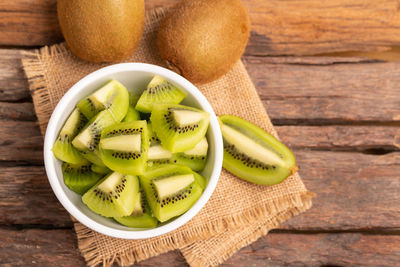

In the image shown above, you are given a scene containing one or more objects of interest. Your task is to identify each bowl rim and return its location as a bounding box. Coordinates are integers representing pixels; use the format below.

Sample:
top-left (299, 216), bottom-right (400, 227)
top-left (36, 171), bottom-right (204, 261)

top-left (44, 63), bottom-right (223, 239)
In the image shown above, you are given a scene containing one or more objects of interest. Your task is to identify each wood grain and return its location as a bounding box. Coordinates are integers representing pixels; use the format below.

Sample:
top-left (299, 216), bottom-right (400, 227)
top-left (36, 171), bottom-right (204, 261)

top-left (0, 102), bottom-right (36, 121)
top-left (1, 150), bottom-right (399, 229)
top-left (2, 49), bottom-right (400, 123)
top-left (3, 0), bottom-right (400, 56)
top-left (1, 229), bottom-right (400, 267)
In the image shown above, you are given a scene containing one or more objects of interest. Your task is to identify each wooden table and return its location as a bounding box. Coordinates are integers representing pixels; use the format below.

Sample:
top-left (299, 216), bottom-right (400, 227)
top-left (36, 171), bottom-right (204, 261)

top-left (1, 0), bottom-right (400, 266)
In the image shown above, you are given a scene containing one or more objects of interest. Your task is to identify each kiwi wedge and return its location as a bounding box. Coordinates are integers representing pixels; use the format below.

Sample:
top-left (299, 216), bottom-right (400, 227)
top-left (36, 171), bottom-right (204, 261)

top-left (139, 164), bottom-right (204, 222)
top-left (114, 191), bottom-right (158, 228)
top-left (219, 115), bottom-right (297, 186)
top-left (77, 80), bottom-right (129, 121)
top-left (147, 123), bottom-right (173, 167)
top-left (135, 75), bottom-right (186, 113)
top-left (91, 164), bottom-right (111, 175)
top-left (99, 121), bottom-right (149, 175)
top-left (173, 137), bottom-right (208, 172)
top-left (150, 104), bottom-right (210, 153)
top-left (122, 93), bottom-right (141, 122)
top-left (52, 108), bottom-right (87, 164)
top-left (82, 172), bottom-right (139, 217)
top-left (62, 161), bottom-right (103, 195)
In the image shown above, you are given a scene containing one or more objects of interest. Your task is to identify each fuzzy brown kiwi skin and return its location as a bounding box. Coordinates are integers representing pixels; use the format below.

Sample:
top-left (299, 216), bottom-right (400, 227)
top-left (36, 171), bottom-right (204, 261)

top-left (57, 0), bottom-right (145, 63)
top-left (157, 0), bottom-right (250, 84)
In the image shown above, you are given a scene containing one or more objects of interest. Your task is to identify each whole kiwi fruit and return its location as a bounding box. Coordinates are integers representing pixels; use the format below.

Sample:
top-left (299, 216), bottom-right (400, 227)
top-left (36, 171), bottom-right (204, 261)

top-left (157, 0), bottom-right (250, 84)
top-left (57, 0), bottom-right (145, 63)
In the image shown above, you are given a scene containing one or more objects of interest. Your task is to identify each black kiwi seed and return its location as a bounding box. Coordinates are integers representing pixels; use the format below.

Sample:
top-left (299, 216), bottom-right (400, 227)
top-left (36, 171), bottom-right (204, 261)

top-left (224, 143), bottom-right (276, 171)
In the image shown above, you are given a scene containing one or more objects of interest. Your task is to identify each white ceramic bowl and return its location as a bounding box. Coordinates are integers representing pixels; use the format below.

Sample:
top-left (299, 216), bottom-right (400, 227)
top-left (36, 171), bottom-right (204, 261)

top-left (44, 63), bottom-right (223, 239)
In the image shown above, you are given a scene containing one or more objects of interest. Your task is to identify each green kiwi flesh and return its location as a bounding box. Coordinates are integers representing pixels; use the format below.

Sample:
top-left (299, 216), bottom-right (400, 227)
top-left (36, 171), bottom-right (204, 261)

top-left (219, 115), bottom-right (296, 186)
top-left (99, 121), bottom-right (149, 175)
top-left (62, 161), bottom-right (103, 195)
top-left (82, 172), bottom-right (139, 217)
top-left (173, 137), bottom-right (208, 171)
top-left (122, 93), bottom-right (141, 122)
top-left (150, 104), bottom-right (210, 153)
top-left (139, 164), bottom-right (203, 222)
top-left (52, 108), bottom-right (87, 164)
top-left (135, 75), bottom-right (186, 113)
top-left (91, 164), bottom-right (111, 174)
top-left (114, 191), bottom-right (158, 228)
top-left (146, 123), bottom-right (173, 167)
top-left (77, 80), bottom-right (129, 121)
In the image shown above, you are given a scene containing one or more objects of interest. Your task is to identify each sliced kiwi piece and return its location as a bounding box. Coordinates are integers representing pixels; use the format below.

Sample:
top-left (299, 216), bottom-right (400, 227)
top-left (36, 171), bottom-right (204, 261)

top-left (77, 80), bottom-right (129, 121)
top-left (114, 191), bottom-right (158, 228)
top-left (150, 104), bottom-right (210, 153)
top-left (80, 150), bottom-right (105, 167)
top-left (139, 164), bottom-right (203, 222)
top-left (82, 172), bottom-right (139, 217)
top-left (219, 115), bottom-right (297, 186)
top-left (122, 93), bottom-right (141, 122)
top-left (52, 108), bottom-right (87, 164)
top-left (147, 123), bottom-right (173, 167)
top-left (173, 137), bottom-right (208, 171)
top-left (91, 164), bottom-right (111, 175)
top-left (99, 121), bottom-right (149, 175)
top-left (135, 75), bottom-right (186, 113)
top-left (62, 161), bottom-right (103, 195)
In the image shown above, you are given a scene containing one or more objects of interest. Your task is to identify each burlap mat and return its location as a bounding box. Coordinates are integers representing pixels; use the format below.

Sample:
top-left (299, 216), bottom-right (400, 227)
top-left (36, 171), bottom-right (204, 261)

top-left (22, 8), bottom-right (314, 267)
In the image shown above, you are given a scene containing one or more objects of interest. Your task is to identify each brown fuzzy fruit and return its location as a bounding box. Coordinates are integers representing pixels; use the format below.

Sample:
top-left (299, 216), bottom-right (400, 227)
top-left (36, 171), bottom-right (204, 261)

top-left (57, 0), bottom-right (145, 63)
top-left (157, 0), bottom-right (250, 84)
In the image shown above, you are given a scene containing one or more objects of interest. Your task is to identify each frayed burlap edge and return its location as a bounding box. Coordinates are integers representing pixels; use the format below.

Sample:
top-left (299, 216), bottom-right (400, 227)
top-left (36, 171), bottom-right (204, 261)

top-left (182, 192), bottom-right (314, 267)
top-left (22, 44), bottom-right (70, 135)
top-left (72, 190), bottom-right (314, 267)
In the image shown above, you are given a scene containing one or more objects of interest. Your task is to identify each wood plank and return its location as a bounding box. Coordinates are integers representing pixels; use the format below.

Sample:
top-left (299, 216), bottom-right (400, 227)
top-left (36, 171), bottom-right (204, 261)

top-left (1, 119), bottom-right (398, 164)
top-left (0, 102), bottom-right (36, 121)
top-left (245, 57), bottom-right (400, 123)
top-left (3, 0), bottom-right (400, 56)
top-left (1, 229), bottom-right (400, 266)
top-left (1, 150), bottom-right (399, 229)
top-left (0, 49), bottom-right (31, 101)
top-left (223, 233), bottom-right (400, 266)
top-left (0, 120), bottom-right (43, 164)
top-left (3, 49), bottom-right (400, 123)
top-left (0, 228), bottom-right (85, 266)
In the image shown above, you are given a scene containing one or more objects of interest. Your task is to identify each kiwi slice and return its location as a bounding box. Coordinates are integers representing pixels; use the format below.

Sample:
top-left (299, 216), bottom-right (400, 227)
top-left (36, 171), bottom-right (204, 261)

top-left (122, 93), bottom-right (141, 122)
top-left (52, 108), bottom-right (87, 164)
top-left (219, 115), bottom-right (297, 186)
top-left (72, 109), bottom-right (115, 153)
top-left (62, 161), bottom-right (103, 195)
top-left (82, 172), bottom-right (139, 217)
top-left (99, 121), bottom-right (149, 175)
top-left (114, 191), bottom-right (158, 228)
top-left (139, 164), bottom-right (204, 222)
top-left (91, 164), bottom-right (111, 175)
top-left (150, 104), bottom-right (210, 153)
top-left (135, 75), bottom-right (186, 113)
top-left (77, 80), bottom-right (129, 121)
top-left (147, 123), bottom-right (173, 167)
top-left (173, 137), bottom-right (208, 171)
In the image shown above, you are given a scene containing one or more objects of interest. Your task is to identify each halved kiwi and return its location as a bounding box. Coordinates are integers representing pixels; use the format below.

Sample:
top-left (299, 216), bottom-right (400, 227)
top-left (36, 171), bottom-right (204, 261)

top-left (82, 172), bottom-right (139, 217)
top-left (114, 191), bottom-right (158, 228)
top-left (62, 161), bottom-right (103, 195)
top-left (52, 108), bottom-right (87, 164)
top-left (219, 115), bottom-right (297, 186)
top-left (135, 75), bottom-right (186, 113)
top-left (139, 164), bottom-right (204, 222)
top-left (150, 104), bottom-right (210, 153)
top-left (77, 80), bottom-right (129, 121)
top-left (122, 93), bottom-right (141, 122)
top-left (173, 137), bottom-right (208, 171)
top-left (99, 121), bottom-right (149, 175)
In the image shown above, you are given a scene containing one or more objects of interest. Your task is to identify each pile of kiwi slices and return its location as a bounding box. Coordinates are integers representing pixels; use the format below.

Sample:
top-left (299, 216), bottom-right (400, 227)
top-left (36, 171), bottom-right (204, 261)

top-left (53, 75), bottom-right (298, 229)
top-left (52, 76), bottom-right (210, 228)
